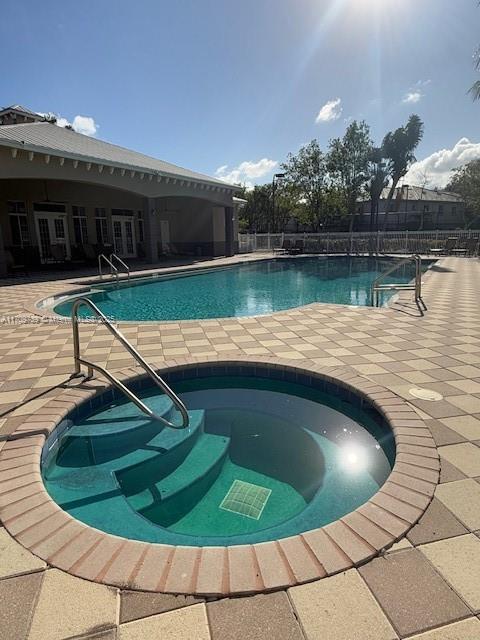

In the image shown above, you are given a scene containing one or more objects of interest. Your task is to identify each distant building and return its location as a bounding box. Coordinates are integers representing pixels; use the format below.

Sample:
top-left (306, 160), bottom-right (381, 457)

top-left (357, 185), bottom-right (466, 231)
top-left (0, 105), bottom-right (240, 275)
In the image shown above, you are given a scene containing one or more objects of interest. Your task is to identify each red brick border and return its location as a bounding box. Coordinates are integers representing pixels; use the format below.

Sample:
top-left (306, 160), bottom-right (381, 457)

top-left (0, 356), bottom-right (439, 596)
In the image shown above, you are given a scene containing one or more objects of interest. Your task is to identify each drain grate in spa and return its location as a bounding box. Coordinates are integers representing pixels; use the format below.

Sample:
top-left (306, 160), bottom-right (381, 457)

top-left (219, 479), bottom-right (271, 520)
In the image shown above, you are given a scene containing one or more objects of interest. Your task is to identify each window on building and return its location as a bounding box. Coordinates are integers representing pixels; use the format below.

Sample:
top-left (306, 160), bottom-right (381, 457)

top-left (8, 201), bottom-right (30, 247)
top-left (137, 210), bottom-right (145, 242)
top-left (72, 205), bottom-right (88, 245)
top-left (95, 207), bottom-right (108, 244)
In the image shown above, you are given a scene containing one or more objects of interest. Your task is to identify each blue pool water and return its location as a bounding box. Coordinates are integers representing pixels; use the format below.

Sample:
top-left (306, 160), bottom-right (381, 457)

top-left (53, 256), bottom-right (427, 321)
top-left (43, 376), bottom-right (395, 546)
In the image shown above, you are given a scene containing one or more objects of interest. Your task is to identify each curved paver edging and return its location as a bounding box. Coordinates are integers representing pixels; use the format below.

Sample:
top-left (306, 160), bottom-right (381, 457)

top-left (29, 253), bottom-right (428, 324)
top-left (0, 355), bottom-right (439, 597)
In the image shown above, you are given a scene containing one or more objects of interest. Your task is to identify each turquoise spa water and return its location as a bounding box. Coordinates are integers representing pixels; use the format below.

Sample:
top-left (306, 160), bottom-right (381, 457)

top-left (53, 256), bottom-right (427, 322)
top-left (43, 376), bottom-right (395, 546)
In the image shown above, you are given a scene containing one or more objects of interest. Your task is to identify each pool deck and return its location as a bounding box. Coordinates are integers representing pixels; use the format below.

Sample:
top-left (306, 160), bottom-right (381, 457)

top-left (0, 254), bottom-right (480, 639)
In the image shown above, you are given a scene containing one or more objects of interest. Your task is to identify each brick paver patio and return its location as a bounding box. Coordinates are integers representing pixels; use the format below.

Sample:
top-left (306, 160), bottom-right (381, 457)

top-left (0, 255), bottom-right (479, 639)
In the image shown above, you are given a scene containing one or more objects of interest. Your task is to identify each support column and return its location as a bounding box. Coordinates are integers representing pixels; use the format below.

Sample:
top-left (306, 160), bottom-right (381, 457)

top-left (144, 197), bottom-right (159, 264)
top-left (224, 206), bottom-right (235, 257)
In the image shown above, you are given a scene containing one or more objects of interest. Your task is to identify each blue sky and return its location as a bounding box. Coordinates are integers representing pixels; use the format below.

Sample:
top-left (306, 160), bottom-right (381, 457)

top-left (2, 0), bottom-right (479, 188)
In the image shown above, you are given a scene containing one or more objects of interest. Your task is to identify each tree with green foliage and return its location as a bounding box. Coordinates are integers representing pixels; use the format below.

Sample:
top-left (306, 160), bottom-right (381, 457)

top-left (237, 184), bottom-right (272, 232)
top-left (446, 159), bottom-right (480, 228)
top-left (327, 120), bottom-right (372, 231)
top-left (281, 140), bottom-right (328, 231)
top-left (381, 114), bottom-right (424, 229)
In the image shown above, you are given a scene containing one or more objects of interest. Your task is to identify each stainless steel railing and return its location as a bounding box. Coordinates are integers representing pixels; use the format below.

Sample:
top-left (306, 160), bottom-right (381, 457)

top-left (71, 297), bottom-right (189, 429)
top-left (371, 254), bottom-right (423, 307)
top-left (109, 253), bottom-right (130, 279)
top-left (98, 254), bottom-right (119, 282)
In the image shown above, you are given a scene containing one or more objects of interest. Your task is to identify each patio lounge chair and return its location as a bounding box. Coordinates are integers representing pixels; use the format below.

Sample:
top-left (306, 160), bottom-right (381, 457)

top-left (289, 239), bottom-right (304, 255)
top-left (451, 237), bottom-right (479, 257)
top-left (273, 238), bottom-right (291, 255)
top-left (431, 237), bottom-right (457, 256)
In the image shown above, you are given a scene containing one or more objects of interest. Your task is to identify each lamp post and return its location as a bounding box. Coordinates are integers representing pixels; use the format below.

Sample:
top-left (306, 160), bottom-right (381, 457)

top-left (271, 173), bottom-right (286, 233)
top-left (404, 184), bottom-right (409, 230)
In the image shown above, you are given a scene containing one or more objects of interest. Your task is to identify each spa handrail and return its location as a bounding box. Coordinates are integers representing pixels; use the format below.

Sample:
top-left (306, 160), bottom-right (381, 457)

top-left (371, 254), bottom-right (422, 307)
top-left (70, 297), bottom-right (189, 429)
top-left (98, 254), bottom-right (119, 282)
top-left (109, 253), bottom-right (130, 279)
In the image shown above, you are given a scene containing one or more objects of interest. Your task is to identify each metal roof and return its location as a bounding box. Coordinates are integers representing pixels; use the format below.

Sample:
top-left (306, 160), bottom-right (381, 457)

top-left (0, 105), bottom-right (43, 118)
top-left (0, 121), bottom-right (235, 188)
top-left (379, 186), bottom-right (463, 203)
top-left (360, 186), bottom-right (463, 204)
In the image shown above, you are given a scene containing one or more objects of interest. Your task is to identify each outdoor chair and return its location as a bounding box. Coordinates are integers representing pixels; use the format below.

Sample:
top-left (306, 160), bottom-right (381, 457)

top-left (289, 239), bottom-right (304, 254)
top-left (273, 238), bottom-right (291, 255)
top-left (431, 237), bottom-right (457, 256)
top-left (451, 237), bottom-right (479, 257)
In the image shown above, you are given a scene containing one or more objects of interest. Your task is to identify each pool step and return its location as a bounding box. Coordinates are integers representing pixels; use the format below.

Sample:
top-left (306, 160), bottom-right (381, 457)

top-left (68, 393), bottom-right (175, 438)
top-left (132, 432), bottom-right (230, 526)
top-left (55, 407), bottom-right (204, 471)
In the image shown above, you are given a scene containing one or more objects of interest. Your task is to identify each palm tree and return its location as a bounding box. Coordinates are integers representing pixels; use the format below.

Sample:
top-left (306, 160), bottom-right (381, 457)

top-left (381, 115), bottom-right (424, 230)
top-left (367, 147), bottom-right (390, 232)
top-left (469, 48), bottom-right (480, 100)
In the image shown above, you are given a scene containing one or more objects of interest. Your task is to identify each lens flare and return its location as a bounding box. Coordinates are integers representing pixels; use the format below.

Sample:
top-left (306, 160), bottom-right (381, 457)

top-left (339, 443), bottom-right (368, 473)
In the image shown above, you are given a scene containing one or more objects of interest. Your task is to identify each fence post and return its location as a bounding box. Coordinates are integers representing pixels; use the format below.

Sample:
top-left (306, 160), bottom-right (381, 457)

top-left (376, 231), bottom-right (380, 254)
top-left (404, 230), bottom-right (408, 254)
top-left (350, 232), bottom-right (353, 255)
top-left (326, 232), bottom-right (330, 254)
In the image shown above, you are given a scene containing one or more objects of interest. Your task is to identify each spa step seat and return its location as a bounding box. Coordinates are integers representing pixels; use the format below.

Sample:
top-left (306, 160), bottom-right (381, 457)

top-left (68, 393), bottom-right (175, 438)
top-left (101, 408), bottom-right (205, 480)
top-left (129, 432), bottom-right (230, 518)
top-left (49, 409), bottom-right (205, 489)
top-left (56, 473), bottom-right (171, 542)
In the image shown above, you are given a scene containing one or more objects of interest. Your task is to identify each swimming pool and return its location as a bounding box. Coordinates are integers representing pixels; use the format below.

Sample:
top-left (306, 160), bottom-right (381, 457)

top-left (42, 370), bottom-right (395, 547)
top-left (52, 256), bottom-right (428, 322)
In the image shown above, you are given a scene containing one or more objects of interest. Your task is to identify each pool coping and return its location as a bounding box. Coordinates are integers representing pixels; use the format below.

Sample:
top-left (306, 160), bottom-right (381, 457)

top-left (28, 253), bottom-right (434, 324)
top-left (0, 355), bottom-right (439, 597)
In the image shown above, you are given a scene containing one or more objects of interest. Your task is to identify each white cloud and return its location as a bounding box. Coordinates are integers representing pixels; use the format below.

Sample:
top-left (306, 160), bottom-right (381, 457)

top-left (44, 113), bottom-right (98, 136)
top-left (55, 117), bottom-right (70, 128)
top-left (71, 115), bottom-right (97, 136)
top-left (402, 80), bottom-right (430, 105)
top-left (402, 91), bottom-right (422, 104)
top-left (315, 98), bottom-right (342, 123)
top-left (404, 138), bottom-right (480, 188)
top-left (215, 158), bottom-right (278, 188)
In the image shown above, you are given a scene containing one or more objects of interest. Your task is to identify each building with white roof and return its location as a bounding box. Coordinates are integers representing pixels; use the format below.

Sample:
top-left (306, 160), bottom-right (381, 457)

top-left (0, 105), bottom-right (240, 274)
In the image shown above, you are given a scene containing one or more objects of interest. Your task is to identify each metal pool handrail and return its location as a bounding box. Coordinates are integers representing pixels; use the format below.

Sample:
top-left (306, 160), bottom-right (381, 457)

top-left (109, 253), bottom-right (130, 280)
top-left (98, 254), bottom-right (119, 282)
top-left (371, 254), bottom-right (422, 307)
top-left (70, 297), bottom-right (189, 429)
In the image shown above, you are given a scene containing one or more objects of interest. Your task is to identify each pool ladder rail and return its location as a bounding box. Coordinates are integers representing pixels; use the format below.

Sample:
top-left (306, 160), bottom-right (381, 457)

top-left (98, 253), bottom-right (130, 282)
top-left (70, 297), bottom-right (189, 430)
top-left (371, 254), bottom-right (425, 308)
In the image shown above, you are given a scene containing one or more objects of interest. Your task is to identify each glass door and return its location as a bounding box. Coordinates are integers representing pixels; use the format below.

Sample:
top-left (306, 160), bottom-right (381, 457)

top-left (34, 212), bottom-right (71, 263)
top-left (111, 216), bottom-right (136, 258)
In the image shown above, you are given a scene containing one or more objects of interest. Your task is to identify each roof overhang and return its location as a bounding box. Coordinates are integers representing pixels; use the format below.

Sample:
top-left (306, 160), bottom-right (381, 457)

top-left (0, 136), bottom-right (241, 195)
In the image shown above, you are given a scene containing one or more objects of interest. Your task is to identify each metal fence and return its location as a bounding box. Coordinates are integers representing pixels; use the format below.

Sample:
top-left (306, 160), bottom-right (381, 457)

top-left (238, 230), bottom-right (480, 255)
